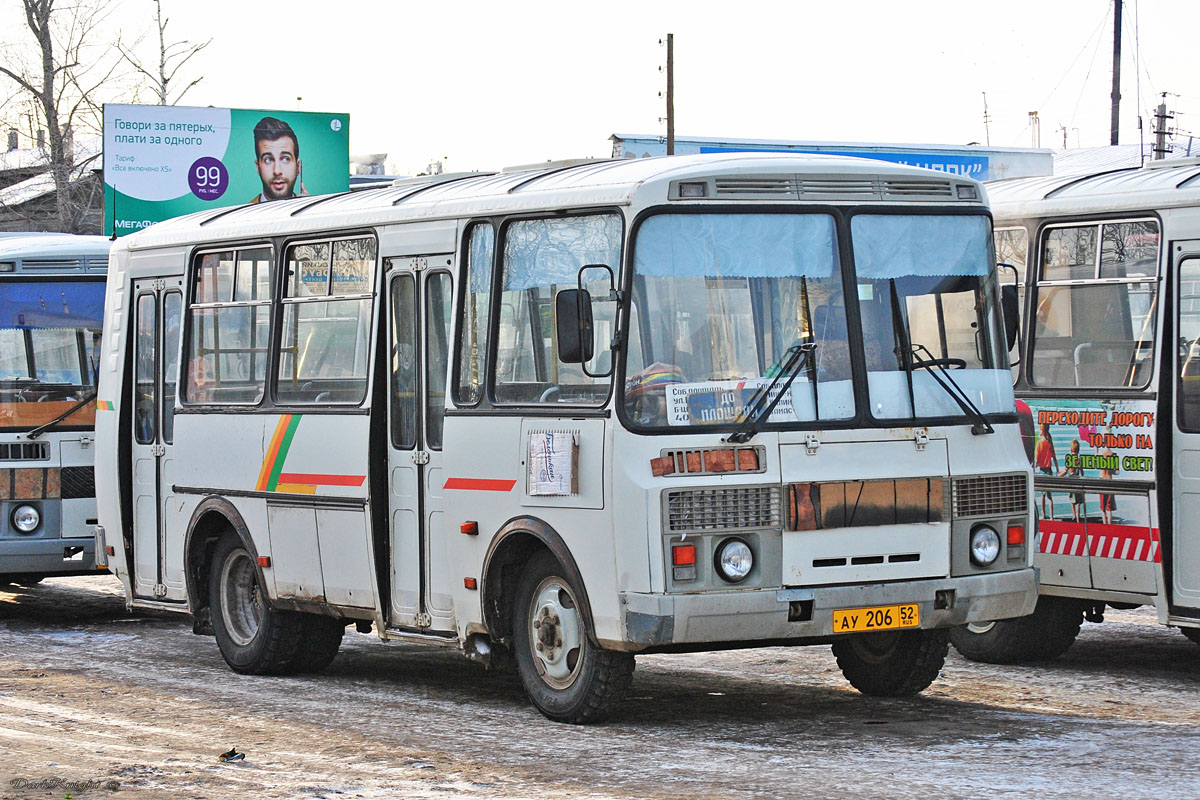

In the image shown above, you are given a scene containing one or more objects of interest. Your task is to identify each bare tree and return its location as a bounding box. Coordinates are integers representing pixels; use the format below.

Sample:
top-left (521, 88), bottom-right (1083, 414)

top-left (117, 0), bottom-right (210, 106)
top-left (0, 0), bottom-right (123, 232)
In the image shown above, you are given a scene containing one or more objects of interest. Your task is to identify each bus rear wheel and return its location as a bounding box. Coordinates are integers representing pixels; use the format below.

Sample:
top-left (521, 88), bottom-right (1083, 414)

top-left (209, 535), bottom-right (302, 675)
top-left (512, 551), bottom-right (634, 724)
top-left (832, 629), bottom-right (948, 696)
top-left (284, 614), bottom-right (345, 674)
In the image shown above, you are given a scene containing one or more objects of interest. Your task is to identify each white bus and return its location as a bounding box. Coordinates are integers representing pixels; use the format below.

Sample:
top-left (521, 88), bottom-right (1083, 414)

top-left (951, 158), bottom-right (1200, 662)
top-left (0, 233), bottom-right (109, 584)
top-left (95, 153), bottom-right (1035, 722)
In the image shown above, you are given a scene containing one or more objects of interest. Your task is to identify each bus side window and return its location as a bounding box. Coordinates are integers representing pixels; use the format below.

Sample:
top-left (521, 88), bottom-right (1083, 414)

top-left (494, 214), bottom-right (620, 405)
top-left (276, 237), bottom-right (376, 405)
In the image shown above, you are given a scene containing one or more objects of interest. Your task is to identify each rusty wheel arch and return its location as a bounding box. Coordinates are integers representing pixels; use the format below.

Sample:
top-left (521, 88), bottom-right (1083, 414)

top-left (480, 516), bottom-right (597, 649)
top-left (182, 496), bottom-right (263, 622)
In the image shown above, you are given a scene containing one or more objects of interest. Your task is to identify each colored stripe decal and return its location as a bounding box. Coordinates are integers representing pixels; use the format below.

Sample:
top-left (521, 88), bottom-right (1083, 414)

top-left (278, 472), bottom-right (365, 487)
top-left (256, 414), bottom-right (302, 492)
top-left (96, 400), bottom-right (114, 411)
top-left (266, 415), bottom-right (302, 491)
top-left (1037, 520), bottom-right (1161, 563)
top-left (443, 477), bottom-right (517, 492)
top-left (274, 483), bottom-right (318, 495)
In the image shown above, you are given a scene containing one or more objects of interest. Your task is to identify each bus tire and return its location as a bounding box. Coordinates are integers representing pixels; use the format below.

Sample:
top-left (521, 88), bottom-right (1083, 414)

top-left (284, 615), bottom-right (345, 674)
top-left (832, 628), bottom-right (948, 697)
top-left (948, 619), bottom-right (1036, 664)
top-left (512, 551), bottom-right (634, 723)
top-left (949, 597), bottom-right (1083, 663)
top-left (1024, 597), bottom-right (1084, 661)
top-left (209, 535), bottom-right (302, 675)
top-left (1180, 626), bottom-right (1200, 646)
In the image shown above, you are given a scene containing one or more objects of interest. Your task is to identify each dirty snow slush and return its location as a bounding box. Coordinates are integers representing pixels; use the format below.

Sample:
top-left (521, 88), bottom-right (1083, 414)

top-left (2, 576), bottom-right (1199, 799)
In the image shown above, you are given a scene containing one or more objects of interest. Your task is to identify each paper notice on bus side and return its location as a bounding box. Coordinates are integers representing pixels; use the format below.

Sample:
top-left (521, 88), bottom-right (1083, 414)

top-left (527, 431), bottom-right (579, 496)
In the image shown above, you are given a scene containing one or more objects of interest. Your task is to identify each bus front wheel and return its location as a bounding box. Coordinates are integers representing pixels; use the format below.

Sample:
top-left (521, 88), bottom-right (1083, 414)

top-left (1180, 626), bottom-right (1200, 647)
top-left (512, 551), bottom-right (634, 723)
top-left (949, 597), bottom-right (1084, 663)
top-left (832, 628), bottom-right (949, 696)
top-left (209, 535), bottom-right (302, 675)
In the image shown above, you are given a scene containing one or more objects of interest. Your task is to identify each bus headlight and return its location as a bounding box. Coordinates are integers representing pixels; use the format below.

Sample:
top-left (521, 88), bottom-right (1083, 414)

top-left (714, 538), bottom-right (753, 583)
top-left (970, 524), bottom-right (1001, 566)
top-left (12, 504), bottom-right (40, 534)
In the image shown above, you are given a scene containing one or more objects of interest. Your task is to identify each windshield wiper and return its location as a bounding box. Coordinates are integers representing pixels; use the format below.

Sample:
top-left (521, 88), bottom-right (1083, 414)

top-left (906, 344), bottom-right (994, 435)
top-left (886, 279), bottom-right (992, 435)
top-left (726, 341), bottom-right (817, 444)
top-left (25, 389), bottom-right (97, 440)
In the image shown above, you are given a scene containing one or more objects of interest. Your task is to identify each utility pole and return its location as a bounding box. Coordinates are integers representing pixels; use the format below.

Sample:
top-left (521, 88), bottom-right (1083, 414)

top-left (665, 33), bottom-right (675, 155)
top-left (1110, 0), bottom-right (1122, 145)
top-left (1153, 95), bottom-right (1173, 160)
top-left (982, 92), bottom-right (991, 146)
top-left (1029, 111), bottom-right (1040, 148)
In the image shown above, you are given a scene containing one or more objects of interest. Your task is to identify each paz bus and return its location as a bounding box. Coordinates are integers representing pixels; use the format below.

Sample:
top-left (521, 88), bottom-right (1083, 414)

top-left (950, 158), bottom-right (1200, 662)
top-left (0, 233), bottom-right (109, 585)
top-left (94, 153), bottom-right (1036, 722)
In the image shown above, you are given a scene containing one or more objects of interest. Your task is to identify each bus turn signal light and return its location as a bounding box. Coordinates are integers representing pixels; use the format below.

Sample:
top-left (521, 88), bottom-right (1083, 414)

top-left (460, 521), bottom-right (478, 536)
top-left (464, 577), bottom-right (478, 590)
top-left (257, 556), bottom-right (271, 568)
top-left (672, 543), bottom-right (696, 566)
top-left (1007, 525), bottom-right (1025, 545)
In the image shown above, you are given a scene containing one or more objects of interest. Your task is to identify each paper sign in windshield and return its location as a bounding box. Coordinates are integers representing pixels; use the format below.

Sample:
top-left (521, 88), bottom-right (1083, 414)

top-left (666, 380), bottom-right (795, 426)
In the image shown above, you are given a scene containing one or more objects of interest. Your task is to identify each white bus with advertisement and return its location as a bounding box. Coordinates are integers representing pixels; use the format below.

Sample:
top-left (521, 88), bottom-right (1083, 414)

top-left (950, 159), bottom-right (1200, 662)
top-left (94, 153), bottom-right (1036, 722)
top-left (0, 234), bottom-right (110, 585)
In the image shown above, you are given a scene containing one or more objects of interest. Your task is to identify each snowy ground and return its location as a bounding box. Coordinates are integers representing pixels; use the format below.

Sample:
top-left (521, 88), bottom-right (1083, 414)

top-left (2, 576), bottom-right (1199, 799)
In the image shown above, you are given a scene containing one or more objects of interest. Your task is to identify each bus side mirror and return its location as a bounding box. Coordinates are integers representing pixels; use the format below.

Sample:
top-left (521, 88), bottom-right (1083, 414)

top-left (1001, 283), bottom-right (1020, 352)
top-left (555, 288), bottom-right (594, 363)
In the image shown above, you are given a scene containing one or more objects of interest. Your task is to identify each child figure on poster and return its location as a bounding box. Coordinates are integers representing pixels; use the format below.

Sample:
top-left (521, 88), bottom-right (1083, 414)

top-left (1035, 421), bottom-right (1059, 519)
top-left (1059, 438), bottom-right (1084, 522)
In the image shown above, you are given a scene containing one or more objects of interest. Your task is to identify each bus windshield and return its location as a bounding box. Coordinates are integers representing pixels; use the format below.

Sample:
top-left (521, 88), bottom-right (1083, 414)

top-left (0, 279), bottom-right (104, 430)
top-left (623, 212), bottom-right (1012, 430)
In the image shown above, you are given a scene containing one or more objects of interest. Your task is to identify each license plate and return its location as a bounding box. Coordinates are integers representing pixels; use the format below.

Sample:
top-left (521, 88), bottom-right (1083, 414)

top-left (832, 603), bottom-right (920, 633)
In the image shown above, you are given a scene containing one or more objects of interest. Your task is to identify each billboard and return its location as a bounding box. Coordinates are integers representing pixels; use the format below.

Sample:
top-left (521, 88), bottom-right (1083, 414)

top-left (103, 104), bottom-right (350, 237)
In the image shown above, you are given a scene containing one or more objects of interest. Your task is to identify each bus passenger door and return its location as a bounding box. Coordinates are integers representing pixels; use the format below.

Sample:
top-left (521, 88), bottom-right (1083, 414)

top-left (1173, 249), bottom-right (1200, 613)
top-left (385, 257), bottom-right (455, 631)
top-left (130, 279), bottom-right (184, 601)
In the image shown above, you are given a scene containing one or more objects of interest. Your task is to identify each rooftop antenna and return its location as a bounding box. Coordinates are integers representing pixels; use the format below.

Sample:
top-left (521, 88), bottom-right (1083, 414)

top-left (982, 92), bottom-right (991, 146)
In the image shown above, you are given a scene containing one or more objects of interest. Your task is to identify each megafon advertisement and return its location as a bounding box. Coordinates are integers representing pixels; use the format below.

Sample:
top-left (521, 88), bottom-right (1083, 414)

top-left (103, 104), bottom-right (350, 237)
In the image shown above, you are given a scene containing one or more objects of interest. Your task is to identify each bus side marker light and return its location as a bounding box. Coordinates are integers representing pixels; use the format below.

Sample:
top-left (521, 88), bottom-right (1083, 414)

top-left (672, 544), bottom-right (696, 566)
top-left (256, 556), bottom-right (271, 568)
top-left (464, 577), bottom-right (478, 590)
top-left (105, 546), bottom-right (115, 556)
top-left (1007, 525), bottom-right (1025, 545)
top-left (460, 521), bottom-right (479, 536)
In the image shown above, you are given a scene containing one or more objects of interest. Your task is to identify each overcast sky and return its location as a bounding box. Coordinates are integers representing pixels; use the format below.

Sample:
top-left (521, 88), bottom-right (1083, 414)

top-left (5, 0), bottom-right (1199, 174)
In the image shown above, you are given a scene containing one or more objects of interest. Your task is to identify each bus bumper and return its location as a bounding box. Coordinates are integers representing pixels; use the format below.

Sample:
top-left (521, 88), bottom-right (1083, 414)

top-left (619, 567), bottom-right (1037, 649)
top-left (0, 537), bottom-right (99, 577)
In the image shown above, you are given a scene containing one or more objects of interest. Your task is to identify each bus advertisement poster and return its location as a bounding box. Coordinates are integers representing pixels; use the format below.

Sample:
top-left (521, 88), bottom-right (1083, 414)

top-left (102, 104), bottom-right (350, 237)
top-left (1019, 397), bottom-right (1157, 481)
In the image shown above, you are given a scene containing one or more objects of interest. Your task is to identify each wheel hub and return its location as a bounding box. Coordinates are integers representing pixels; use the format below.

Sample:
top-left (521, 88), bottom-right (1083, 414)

top-left (528, 579), bottom-right (583, 690)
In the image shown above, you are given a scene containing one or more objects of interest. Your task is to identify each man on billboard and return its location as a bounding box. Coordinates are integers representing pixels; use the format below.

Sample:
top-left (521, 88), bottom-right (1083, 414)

top-left (250, 116), bottom-right (308, 203)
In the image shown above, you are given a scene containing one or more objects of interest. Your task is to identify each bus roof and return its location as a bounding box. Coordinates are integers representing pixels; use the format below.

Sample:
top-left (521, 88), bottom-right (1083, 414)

top-left (117, 152), bottom-right (985, 252)
top-left (987, 159), bottom-right (1200, 221)
top-left (0, 233), bottom-right (111, 262)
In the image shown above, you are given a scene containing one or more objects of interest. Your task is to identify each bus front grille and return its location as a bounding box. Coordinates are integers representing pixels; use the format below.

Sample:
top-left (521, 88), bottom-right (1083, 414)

top-left (0, 442), bottom-right (49, 461)
top-left (666, 486), bottom-right (781, 532)
top-left (952, 473), bottom-right (1027, 518)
